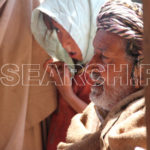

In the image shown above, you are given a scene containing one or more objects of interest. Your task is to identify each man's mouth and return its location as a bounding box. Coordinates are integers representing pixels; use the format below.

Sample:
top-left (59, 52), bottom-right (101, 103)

top-left (90, 71), bottom-right (104, 96)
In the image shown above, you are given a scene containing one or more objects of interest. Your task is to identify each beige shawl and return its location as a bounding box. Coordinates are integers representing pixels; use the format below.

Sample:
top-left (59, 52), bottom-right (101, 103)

top-left (58, 89), bottom-right (146, 150)
top-left (0, 0), bottom-right (57, 149)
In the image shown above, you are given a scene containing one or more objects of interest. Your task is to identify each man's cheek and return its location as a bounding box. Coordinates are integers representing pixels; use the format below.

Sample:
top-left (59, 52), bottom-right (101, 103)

top-left (106, 64), bottom-right (129, 86)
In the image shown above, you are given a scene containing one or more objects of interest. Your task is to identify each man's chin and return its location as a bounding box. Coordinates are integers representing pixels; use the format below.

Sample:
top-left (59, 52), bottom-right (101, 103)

top-left (89, 92), bottom-right (103, 108)
top-left (90, 85), bottom-right (104, 97)
top-left (89, 90), bottom-right (116, 111)
top-left (90, 85), bottom-right (105, 108)
top-left (90, 91), bottom-right (102, 99)
top-left (90, 84), bottom-right (131, 111)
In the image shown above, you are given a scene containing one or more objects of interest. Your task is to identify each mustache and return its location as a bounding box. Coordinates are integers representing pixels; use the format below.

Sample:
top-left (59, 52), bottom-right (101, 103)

top-left (90, 71), bottom-right (105, 86)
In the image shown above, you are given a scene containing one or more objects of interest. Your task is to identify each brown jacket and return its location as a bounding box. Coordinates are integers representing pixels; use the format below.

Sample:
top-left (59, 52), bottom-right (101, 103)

top-left (0, 0), bottom-right (57, 150)
top-left (58, 89), bottom-right (146, 150)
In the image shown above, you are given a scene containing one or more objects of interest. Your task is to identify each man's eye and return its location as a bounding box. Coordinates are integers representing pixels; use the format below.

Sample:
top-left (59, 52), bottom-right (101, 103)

top-left (101, 55), bottom-right (109, 59)
top-left (101, 55), bottom-right (110, 64)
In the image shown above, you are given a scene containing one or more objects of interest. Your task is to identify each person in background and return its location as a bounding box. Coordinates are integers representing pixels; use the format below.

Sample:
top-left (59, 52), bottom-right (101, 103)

top-left (31, 0), bottom-right (106, 149)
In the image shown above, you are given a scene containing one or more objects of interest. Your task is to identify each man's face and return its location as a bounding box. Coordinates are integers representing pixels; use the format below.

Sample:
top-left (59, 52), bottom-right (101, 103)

top-left (89, 30), bottom-right (135, 111)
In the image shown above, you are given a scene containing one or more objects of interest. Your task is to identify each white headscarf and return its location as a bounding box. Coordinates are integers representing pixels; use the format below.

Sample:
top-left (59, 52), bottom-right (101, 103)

top-left (31, 0), bottom-right (106, 67)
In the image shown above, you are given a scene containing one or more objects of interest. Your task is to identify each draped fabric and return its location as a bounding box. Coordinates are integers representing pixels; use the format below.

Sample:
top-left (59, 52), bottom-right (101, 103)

top-left (97, 0), bottom-right (143, 41)
top-left (57, 90), bottom-right (146, 150)
top-left (31, 0), bottom-right (106, 65)
top-left (0, 0), bottom-right (57, 149)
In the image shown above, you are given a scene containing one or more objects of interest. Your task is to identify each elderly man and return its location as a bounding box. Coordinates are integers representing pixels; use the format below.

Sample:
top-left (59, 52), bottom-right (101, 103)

top-left (57, 0), bottom-right (146, 150)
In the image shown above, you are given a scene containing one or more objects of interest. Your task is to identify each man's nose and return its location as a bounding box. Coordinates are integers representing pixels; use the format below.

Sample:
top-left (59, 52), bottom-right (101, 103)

top-left (86, 54), bottom-right (104, 74)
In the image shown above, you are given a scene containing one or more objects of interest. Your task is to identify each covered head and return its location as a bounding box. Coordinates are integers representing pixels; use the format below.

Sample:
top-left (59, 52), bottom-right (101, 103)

top-left (96, 0), bottom-right (143, 85)
top-left (89, 0), bottom-right (143, 111)
top-left (97, 0), bottom-right (143, 57)
top-left (31, 0), bottom-right (106, 67)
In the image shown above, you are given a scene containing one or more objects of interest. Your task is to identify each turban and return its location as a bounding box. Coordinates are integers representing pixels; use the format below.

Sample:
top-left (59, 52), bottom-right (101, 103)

top-left (97, 0), bottom-right (143, 86)
top-left (97, 0), bottom-right (143, 42)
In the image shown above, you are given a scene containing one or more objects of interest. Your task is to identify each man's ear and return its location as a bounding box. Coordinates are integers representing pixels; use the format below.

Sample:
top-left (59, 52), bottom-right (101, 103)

top-left (134, 65), bottom-right (141, 89)
top-left (131, 56), bottom-right (144, 89)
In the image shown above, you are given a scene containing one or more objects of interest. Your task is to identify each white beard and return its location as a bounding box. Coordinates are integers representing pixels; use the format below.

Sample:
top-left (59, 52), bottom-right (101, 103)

top-left (90, 84), bottom-right (130, 111)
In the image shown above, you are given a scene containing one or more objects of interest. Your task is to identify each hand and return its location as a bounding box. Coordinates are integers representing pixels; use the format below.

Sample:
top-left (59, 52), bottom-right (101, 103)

top-left (44, 59), bottom-right (87, 113)
top-left (44, 60), bottom-right (73, 97)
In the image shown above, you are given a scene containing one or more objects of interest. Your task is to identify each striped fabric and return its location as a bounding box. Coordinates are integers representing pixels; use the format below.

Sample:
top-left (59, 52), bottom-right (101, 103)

top-left (97, 0), bottom-right (144, 86)
top-left (97, 0), bottom-right (143, 41)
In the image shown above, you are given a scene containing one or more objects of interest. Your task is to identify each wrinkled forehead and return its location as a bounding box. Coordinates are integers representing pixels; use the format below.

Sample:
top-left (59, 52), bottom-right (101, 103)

top-left (93, 30), bottom-right (125, 50)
